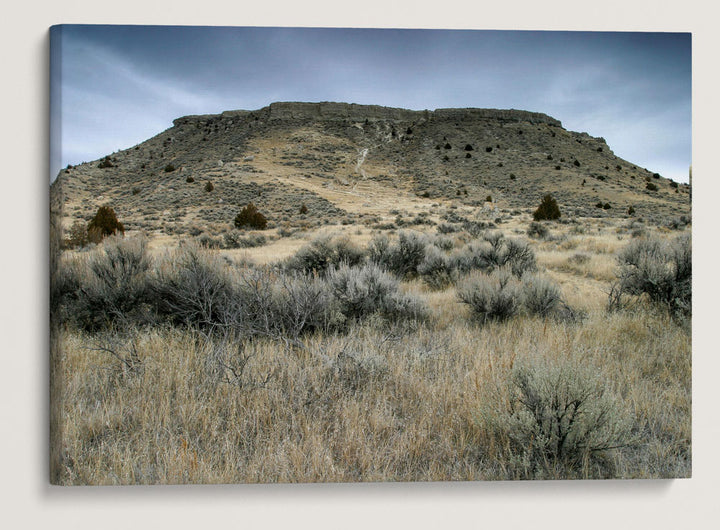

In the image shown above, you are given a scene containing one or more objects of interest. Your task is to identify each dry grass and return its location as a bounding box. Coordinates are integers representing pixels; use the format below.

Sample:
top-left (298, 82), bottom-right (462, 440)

top-left (52, 221), bottom-right (691, 484)
top-left (54, 306), bottom-right (690, 484)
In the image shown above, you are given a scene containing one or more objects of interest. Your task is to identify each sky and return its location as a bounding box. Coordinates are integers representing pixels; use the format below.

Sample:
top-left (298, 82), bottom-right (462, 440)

top-left (49, 26), bottom-right (691, 183)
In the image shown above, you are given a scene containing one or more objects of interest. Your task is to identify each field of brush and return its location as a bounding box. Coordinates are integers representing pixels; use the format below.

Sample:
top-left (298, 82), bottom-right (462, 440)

top-left (50, 214), bottom-right (691, 484)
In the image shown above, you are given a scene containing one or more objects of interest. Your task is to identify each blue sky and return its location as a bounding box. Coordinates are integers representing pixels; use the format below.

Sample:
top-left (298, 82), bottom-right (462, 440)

top-left (50, 26), bottom-right (691, 182)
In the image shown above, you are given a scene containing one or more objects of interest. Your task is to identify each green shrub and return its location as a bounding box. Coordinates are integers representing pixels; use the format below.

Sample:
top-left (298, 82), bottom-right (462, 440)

top-left (164, 163), bottom-right (176, 173)
top-left (299, 203), bottom-right (309, 215)
top-left (532, 194), bottom-right (561, 221)
top-left (646, 182), bottom-right (658, 191)
top-left (205, 181), bottom-right (215, 192)
top-left (234, 203), bottom-right (268, 230)
top-left (97, 156), bottom-right (114, 169)
top-left (87, 205), bottom-right (124, 242)
top-left (186, 176), bottom-right (195, 183)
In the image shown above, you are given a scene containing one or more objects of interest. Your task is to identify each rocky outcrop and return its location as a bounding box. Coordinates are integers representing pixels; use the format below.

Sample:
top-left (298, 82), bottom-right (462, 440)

top-left (174, 102), bottom-right (562, 128)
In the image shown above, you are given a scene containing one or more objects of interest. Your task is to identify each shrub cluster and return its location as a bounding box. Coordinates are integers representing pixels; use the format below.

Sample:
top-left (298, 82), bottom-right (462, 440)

top-left (55, 238), bottom-right (427, 335)
top-left (328, 263), bottom-right (427, 323)
top-left (457, 269), bottom-right (565, 324)
top-left (526, 221), bottom-right (549, 239)
top-left (611, 234), bottom-right (691, 320)
top-left (285, 234), bottom-right (365, 275)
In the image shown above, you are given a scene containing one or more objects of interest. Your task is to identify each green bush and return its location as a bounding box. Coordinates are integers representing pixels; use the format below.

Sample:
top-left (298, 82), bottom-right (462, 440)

top-left (532, 194), bottom-right (561, 221)
top-left (205, 181), bottom-right (215, 192)
top-left (234, 203), bottom-right (267, 230)
top-left (646, 182), bottom-right (659, 191)
top-left (87, 206), bottom-right (124, 242)
top-left (164, 163), bottom-right (176, 173)
top-left (97, 156), bottom-right (114, 169)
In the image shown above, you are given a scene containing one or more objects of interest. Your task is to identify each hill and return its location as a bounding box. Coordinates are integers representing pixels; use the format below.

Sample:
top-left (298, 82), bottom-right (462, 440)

top-left (51, 101), bottom-right (691, 236)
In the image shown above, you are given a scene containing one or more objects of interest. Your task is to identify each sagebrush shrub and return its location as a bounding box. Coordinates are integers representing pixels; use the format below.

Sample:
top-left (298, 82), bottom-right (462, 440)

top-left (417, 245), bottom-right (456, 290)
top-left (285, 234), bottom-right (365, 275)
top-left (613, 234), bottom-right (691, 319)
top-left (491, 358), bottom-right (634, 479)
top-left (457, 269), bottom-right (520, 324)
top-left (222, 231), bottom-right (267, 249)
top-left (63, 220), bottom-right (89, 249)
top-left (70, 236), bottom-right (152, 330)
top-left (329, 263), bottom-right (427, 323)
top-left (368, 231), bottom-right (428, 278)
top-left (453, 232), bottom-right (536, 278)
top-left (150, 243), bottom-right (234, 329)
top-left (527, 221), bottom-right (549, 239)
top-left (521, 274), bottom-right (562, 318)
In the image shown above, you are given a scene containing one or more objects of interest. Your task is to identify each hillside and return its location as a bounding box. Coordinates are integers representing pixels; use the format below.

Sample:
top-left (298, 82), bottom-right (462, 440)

top-left (51, 101), bottom-right (691, 236)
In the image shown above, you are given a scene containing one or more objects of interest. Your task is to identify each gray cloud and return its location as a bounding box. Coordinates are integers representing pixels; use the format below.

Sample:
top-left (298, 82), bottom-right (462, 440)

top-left (50, 27), bottom-right (691, 182)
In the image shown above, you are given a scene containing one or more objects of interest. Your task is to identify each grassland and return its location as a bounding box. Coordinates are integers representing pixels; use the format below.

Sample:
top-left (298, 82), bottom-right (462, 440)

top-left (50, 212), bottom-right (691, 484)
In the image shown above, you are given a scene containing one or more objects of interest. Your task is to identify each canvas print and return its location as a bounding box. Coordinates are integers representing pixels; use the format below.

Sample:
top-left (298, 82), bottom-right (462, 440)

top-left (49, 26), bottom-right (691, 484)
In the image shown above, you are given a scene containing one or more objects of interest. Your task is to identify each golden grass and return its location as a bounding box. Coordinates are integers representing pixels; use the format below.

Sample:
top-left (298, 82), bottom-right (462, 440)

top-left (52, 221), bottom-right (691, 484)
top-left (55, 302), bottom-right (690, 484)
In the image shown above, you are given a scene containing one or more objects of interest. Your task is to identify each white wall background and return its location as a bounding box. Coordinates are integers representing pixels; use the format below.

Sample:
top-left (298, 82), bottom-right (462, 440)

top-left (2, 1), bottom-right (716, 528)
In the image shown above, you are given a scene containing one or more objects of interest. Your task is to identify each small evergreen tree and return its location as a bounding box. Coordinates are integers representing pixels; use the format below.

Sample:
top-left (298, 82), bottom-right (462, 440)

top-left (234, 203), bottom-right (268, 230)
top-left (87, 206), bottom-right (124, 241)
top-left (532, 194), bottom-right (561, 221)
